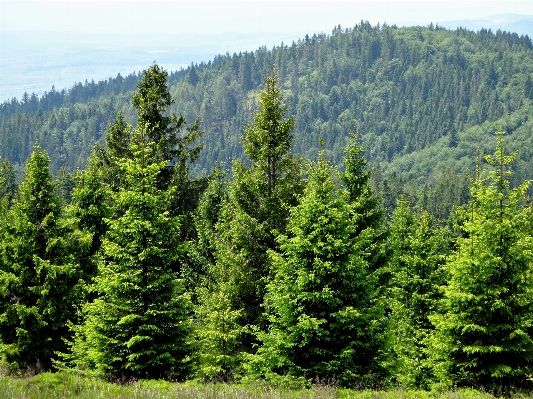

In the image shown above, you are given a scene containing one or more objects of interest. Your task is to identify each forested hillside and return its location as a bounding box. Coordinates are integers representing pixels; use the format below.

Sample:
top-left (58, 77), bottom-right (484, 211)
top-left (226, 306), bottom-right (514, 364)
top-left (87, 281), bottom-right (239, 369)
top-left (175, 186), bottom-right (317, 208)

top-left (1, 23), bottom-right (532, 192)
top-left (2, 50), bottom-right (533, 394)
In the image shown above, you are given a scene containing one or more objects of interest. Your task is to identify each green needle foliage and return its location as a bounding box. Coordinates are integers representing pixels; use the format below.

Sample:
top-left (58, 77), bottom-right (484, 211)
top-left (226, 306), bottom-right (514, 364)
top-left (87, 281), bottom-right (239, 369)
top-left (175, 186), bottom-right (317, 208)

top-left (68, 123), bottom-right (193, 380)
top-left (194, 282), bottom-right (246, 382)
top-left (0, 157), bottom-right (15, 204)
top-left (214, 70), bottom-right (304, 332)
top-left (386, 196), bottom-right (450, 388)
top-left (428, 133), bottom-right (533, 388)
top-left (340, 127), bottom-right (388, 286)
top-left (249, 154), bottom-right (384, 387)
top-left (0, 146), bottom-right (91, 371)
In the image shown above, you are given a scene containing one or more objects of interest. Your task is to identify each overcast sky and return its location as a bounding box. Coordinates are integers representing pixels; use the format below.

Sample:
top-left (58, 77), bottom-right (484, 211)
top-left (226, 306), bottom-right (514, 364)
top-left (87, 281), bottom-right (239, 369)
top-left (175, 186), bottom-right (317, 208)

top-left (2, 1), bottom-right (532, 36)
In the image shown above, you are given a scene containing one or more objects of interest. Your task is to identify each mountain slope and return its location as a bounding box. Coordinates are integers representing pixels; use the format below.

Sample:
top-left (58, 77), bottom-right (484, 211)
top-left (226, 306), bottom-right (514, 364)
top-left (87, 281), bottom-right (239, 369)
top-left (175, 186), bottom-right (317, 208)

top-left (1, 23), bottom-right (532, 184)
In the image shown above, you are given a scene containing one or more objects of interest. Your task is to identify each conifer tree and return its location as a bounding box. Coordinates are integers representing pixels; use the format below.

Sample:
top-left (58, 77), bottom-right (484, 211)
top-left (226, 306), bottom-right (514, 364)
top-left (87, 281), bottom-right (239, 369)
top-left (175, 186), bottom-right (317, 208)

top-left (194, 281), bottom-right (246, 382)
top-left (0, 157), bottom-right (16, 204)
top-left (70, 153), bottom-right (112, 279)
top-left (340, 125), bottom-right (387, 279)
top-left (69, 123), bottom-right (193, 380)
top-left (186, 166), bottom-right (228, 291)
top-left (249, 155), bottom-right (384, 386)
top-left (387, 197), bottom-right (449, 388)
top-left (98, 64), bottom-right (205, 233)
top-left (428, 133), bottom-right (533, 388)
top-left (0, 146), bottom-right (90, 370)
top-left (214, 70), bottom-right (303, 332)
top-left (191, 169), bottom-right (248, 381)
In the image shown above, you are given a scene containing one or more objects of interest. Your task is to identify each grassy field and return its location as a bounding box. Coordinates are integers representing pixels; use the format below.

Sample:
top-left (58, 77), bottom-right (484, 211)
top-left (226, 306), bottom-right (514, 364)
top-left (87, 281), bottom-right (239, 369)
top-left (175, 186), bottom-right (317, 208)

top-left (0, 372), bottom-right (532, 399)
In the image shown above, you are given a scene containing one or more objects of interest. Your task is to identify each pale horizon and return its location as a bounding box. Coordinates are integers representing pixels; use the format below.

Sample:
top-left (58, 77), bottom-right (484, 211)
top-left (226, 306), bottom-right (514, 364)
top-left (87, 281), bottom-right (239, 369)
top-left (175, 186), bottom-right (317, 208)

top-left (1, 1), bottom-right (533, 102)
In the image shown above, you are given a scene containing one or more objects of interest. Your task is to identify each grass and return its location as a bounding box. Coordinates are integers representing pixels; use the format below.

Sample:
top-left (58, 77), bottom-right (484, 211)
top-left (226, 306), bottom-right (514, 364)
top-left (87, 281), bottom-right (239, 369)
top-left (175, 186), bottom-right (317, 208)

top-left (0, 372), bottom-right (531, 399)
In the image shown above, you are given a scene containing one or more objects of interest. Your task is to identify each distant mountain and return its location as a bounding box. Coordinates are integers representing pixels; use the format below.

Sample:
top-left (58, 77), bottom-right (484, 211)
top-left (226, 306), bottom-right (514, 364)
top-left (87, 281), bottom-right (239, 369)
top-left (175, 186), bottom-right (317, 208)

top-left (1, 23), bottom-right (532, 216)
top-left (439, 13), bottom-right (533, 37)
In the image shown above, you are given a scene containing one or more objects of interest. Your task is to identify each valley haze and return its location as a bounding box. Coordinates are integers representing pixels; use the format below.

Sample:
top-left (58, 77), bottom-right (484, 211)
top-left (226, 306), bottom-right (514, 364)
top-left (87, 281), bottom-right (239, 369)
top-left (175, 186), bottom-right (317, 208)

top-left (1, 1), bottom-right (532, 102)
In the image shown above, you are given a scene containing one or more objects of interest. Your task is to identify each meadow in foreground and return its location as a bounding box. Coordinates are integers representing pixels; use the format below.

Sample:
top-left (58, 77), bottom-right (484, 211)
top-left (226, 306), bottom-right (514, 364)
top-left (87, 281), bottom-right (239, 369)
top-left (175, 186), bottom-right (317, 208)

top-left (1, 372), bottom-right (531, 399)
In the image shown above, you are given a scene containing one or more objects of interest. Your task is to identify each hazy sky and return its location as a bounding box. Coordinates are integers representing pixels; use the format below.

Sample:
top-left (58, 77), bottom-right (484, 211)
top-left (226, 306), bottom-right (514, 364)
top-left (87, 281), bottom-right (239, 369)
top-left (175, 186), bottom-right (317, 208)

top-left (2, 1), bottom-right (532, 36)
top-left (1, 1), bottom-right (532, 102)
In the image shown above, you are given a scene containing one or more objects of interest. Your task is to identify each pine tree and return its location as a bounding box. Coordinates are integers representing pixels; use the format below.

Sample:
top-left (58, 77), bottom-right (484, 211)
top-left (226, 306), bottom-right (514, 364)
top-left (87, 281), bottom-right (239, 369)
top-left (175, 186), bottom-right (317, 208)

top-left (0, 146), bottom-right (90, 370)
top-left (249, 155), bottom-right (384, 386)
top-left (69, 123), bottom-right (193, 380)
top-left (428, 132), bottom-right (533, 388)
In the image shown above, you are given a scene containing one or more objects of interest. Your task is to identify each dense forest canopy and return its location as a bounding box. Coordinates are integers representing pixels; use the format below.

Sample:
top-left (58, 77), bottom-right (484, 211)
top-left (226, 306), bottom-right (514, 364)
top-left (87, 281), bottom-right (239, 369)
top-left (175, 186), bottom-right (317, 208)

top-left (1, 23), bottom-right (532, 189)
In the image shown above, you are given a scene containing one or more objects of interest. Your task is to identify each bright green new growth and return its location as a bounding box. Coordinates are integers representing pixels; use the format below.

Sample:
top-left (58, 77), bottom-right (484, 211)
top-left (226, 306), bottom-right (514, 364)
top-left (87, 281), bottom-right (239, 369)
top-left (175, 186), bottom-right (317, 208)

top-left (428, 132), bottom-right (533, 388)
top-left (194, 282), bottom-right (246, 382)
top-left (68, 123), bottom-right (193, 379)
top-left (386, 196), bottom-right (450, 388)
top-left (250, 154), bottom-right (384, 387)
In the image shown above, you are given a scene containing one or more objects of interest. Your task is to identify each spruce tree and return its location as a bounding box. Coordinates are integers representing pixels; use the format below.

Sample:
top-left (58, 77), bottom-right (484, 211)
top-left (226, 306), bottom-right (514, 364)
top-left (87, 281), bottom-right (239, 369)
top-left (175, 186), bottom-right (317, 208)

top-left (194, 281), bottom-right (246, 382)
top-left (97, 64), bottom-right (205, 234)
top-left (214, 70), bottom-right (303, 332)
top-left (428, 133), bottom-right (533, 388)
top-left (387, 197), bottom-right (449, 388)
top-left (186, 166), bottom-right (228, 292)
top-left (69, 123), bottom-right (193, 380)
top-left (0, 146), bottom-right (90, 370)
top-left (0, 157), bottom-right (16, 204)
top-left (340, 125), bottom-right (387, 279)
top-left (249, 155), bottom-right (384, 386)
top-left (70, 152), bottom-right (112, 280)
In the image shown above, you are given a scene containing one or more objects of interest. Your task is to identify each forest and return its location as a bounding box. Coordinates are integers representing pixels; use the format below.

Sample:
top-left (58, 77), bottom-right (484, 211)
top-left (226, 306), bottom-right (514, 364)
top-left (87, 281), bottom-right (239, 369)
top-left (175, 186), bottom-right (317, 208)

top-left (1, 22), bottom-right (533, 397)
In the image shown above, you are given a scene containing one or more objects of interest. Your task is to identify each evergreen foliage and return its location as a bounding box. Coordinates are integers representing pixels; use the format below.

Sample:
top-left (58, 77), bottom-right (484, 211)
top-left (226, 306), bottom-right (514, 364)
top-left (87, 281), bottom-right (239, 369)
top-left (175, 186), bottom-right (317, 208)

top-left (0, 158), bottom-right (16, 202)
top-left (213, 70), bottom-right (303, 332)
top-left (1, 29), bottom-right (533, 389)
top-left (428, 133), bottom-right (533, 388)
top-left (386, 197), bottom-right (450, 388)
top-left (194, 282), bottom-right (246, 382)
top-left (0, 157), bottom-right (16, 203)
top-left (68, 124), bottom-right (193, 379)
top-left (0, 146), bottom-right (90, 370)
top-left (185, 167), bottom-right (228, 292)
top-left (2, 25), bottom-right (532, 208)
top-left (249, 154), bottom-right (384, 386)
top-left (340, 126), bottom-right (387, 280)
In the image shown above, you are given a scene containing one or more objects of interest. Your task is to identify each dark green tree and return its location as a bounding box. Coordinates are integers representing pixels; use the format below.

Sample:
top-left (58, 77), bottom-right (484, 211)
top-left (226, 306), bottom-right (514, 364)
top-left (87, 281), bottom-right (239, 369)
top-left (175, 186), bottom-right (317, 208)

top-left (0, 157), bottom-right (16, 204)
top-left (428, 133), bottom-right (533, 388)
top-left (0, 146), bottom-right (90, 370)
top-left (185, 166), bottom-right (228, 292)
top-left (70, 152), bottom-right (112, 279)
top-left (54, 166), bottom-right (76, 205)
top-left (214, 70), bottom-right (303, 331)
top-left (248, 154), bottom-right (384, 386)
top-left (98, 64), bottom-right (205, 229)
